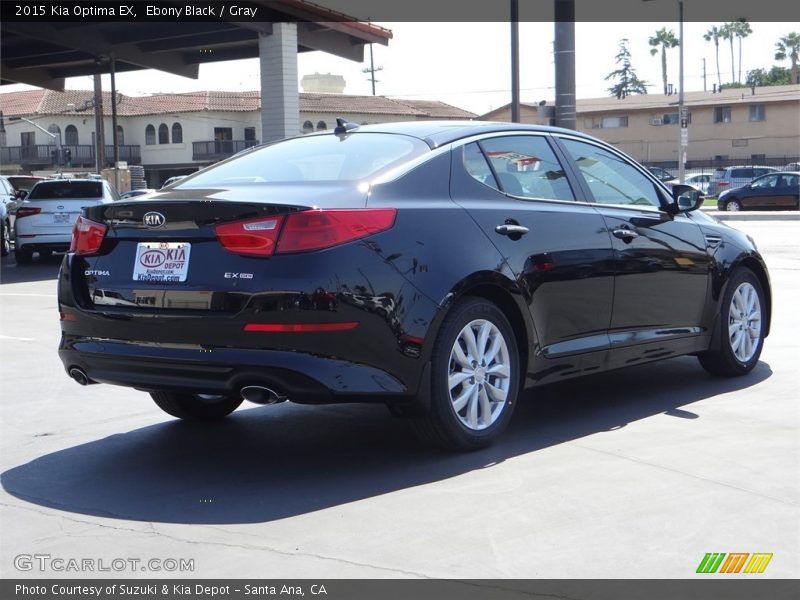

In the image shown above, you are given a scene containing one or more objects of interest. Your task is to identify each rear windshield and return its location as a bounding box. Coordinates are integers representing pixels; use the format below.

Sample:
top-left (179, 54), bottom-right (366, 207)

top-left (178, 133), bottom-right (429, 186)
top-left (28, 181), bottom-right (103, 200)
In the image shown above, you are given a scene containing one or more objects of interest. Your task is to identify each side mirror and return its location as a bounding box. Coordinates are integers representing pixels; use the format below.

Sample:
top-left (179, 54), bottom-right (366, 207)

top-left (667, 185), bottom-right (702, 214)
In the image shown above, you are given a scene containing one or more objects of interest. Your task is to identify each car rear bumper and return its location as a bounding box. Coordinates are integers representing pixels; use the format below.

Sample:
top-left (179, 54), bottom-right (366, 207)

top-left (59, 335), bottom-right (410, 403)
top-left (15, 232), bottom-right (71, 251)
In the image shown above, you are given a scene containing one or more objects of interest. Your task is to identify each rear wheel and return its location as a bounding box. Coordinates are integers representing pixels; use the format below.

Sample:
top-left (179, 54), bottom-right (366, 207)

top-left (14, 246), bottom-right (33, 265)
top-left (150, 391), bottom-right (243, 420)
top-left (411, 298), bottom-right (520, 451)
top-left (724, 199), bottom-right (742, 211)
top-left (698, 268), bottom-right (766, 376)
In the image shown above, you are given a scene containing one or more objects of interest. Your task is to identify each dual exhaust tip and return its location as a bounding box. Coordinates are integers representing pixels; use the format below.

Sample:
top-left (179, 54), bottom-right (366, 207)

top-left (68, 368), bottom-right (285, 405)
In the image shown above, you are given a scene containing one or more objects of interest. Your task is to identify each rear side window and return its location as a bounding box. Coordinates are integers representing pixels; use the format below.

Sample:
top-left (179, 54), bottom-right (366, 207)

top-left (28, 181), bottom-right (103, 199)
top-left (179, 133), bottom-right (430, 185)
top-left (730, 168), bottom-right (752, 178)
top-left (561, 138), bottom-right (661, 208)
top-left (476, 135), bottom-right (574, 201)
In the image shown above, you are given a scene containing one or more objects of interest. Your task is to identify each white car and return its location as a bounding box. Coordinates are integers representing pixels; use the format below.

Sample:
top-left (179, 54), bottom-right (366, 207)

top-left (684, 173), bottom-right (713, 195)
top-left (14, 179), bottom-right (118, 264)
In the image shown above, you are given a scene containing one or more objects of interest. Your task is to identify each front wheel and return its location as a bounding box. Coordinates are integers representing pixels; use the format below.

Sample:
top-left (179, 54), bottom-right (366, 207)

top-left (698, 268), bottom-right (766, 376)
top-left (150, 391), bottom-right (243, 420)
top-left (411, 297), bottom-right (520, 451)
top-left (0, 220), bottom-right (9, 257)
top-left (724, 199), bottom-right (742, 211)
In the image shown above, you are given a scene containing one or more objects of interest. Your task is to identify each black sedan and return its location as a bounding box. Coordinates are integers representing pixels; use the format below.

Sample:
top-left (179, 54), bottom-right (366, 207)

top-left (717, 171), bottom-right (800, 211)
top-left (58, 121), bottom-right (771, 450)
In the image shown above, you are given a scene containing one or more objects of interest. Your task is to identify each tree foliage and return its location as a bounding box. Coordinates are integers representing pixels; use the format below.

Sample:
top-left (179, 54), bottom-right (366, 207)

top-left (775, 32), bottom-right (800, 85)
top-left (648, 27), bottom-right (678, 95)
top-left (605, 39), bottom-right (648, 99)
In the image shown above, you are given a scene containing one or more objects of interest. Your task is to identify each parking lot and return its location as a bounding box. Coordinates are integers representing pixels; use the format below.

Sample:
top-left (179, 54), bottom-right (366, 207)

top-left (0, 216), bottom-right (797, 579)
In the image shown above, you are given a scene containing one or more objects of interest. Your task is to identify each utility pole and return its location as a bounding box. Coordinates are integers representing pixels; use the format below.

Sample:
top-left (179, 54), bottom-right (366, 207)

top-left (361, 44), bottom-right (383, 95)
top-left (702, 58), bottom-right (707, 91)
top-left (93, 73), bottom-right (105, 173)
top-left (554, 0), bottom-right (576, 129)
top-left (110, 55), bottom-right (120, 192)
top-left (510, 0), bottom-right (520, 122)
top-left (678, 0), bottom-right (686, 184)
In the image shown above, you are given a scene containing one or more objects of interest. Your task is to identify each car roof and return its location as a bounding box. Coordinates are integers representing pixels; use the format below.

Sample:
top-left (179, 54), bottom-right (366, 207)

top-left (317, 120), bottom-right (601, 149)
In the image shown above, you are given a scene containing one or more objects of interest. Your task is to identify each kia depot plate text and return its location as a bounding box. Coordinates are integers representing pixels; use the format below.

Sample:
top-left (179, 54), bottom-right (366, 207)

top-left (133, 242), bottom-right (191, 282)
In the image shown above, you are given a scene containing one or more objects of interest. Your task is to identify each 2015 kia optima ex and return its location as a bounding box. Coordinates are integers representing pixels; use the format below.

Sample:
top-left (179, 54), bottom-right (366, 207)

top-left (57, 121), bottom-right (771, 450)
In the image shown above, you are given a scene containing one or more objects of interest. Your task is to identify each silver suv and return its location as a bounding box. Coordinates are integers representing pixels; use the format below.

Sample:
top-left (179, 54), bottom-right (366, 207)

top-left (710, 166), bottom-right (778, 197)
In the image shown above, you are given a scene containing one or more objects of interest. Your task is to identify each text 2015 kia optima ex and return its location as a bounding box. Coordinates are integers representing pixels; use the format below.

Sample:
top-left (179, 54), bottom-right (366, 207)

top-left (58, 121), bottom-right (771, 450)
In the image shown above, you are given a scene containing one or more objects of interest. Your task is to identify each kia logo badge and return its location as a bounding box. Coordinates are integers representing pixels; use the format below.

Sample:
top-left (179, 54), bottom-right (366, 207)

top-left (143, 212), bottom-right (166, 228)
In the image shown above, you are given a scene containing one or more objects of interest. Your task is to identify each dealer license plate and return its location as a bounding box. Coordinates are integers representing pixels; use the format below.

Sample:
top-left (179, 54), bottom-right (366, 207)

top-left (132, 242), bottom-right (191, 282)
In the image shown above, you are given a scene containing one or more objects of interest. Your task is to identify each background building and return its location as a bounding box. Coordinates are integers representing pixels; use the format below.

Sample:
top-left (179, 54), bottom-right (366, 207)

top-left (0, 89), bottom-right (474, 187)
top-left (481, 84), bottom-right (800, 168)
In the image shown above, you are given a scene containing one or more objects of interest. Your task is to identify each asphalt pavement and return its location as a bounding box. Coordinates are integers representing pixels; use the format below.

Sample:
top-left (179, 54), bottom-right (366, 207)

top-left (0, 218), bottom-right (797, 579)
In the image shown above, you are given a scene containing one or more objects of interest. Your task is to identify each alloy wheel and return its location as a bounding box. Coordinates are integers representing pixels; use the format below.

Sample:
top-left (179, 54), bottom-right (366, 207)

top-left (447, 319), bottom-right (511, 430)
top-left (728, 282), bottom-right (762, 363)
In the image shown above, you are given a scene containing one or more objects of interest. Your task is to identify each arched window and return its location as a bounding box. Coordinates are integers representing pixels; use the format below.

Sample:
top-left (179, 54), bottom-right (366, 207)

top-left (171, 123), bottom-right (182, 144)
top-left (145, 124), bottom-right (156, 145)
top-left (116, 125), bottom-right (124, 145)
top-left (47, 124), bottom-right (61, 141)
top-left (64, 125), bottom-right (78, 145)
top-left (158, 123), bottom-right (169, 144)
top-left (316, 120), bottom-right (327, 131)
top-left (302, 120), bottom-right (314, 134)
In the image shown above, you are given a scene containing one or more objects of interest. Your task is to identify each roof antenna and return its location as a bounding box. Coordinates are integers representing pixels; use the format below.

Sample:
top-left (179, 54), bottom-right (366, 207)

top-left (334, 117), bottom-right (359, 136)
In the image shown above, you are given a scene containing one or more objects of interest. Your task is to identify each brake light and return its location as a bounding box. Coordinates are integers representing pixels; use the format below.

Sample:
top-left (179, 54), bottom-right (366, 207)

top-left (276, 208), bottom-right (396, 254)
top-left (215, 216), bottom-right (284, 256)
top-left (15, 206), bottom-right (41, 219)
top-left (719, 182), bottom-right (729, 187)
top-left (69, 216), bottom-right (107, 255)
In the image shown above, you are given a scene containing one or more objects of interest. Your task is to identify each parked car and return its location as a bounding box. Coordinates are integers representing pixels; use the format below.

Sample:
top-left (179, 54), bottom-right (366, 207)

top-left (119, 189), bottom-right (156, 200)
top-left (57, 121), bottom-right (771, 450)
top-left (0, 197), bottom-right (9, 257)
top-left (15, 179), bottom-right (118, 264)
top-left (784, 162), bottom-right (800, 171)
top-left (717, 171), bottom-right (800, 211)
top-left (709, 165), bottom-right (778, 197)
top-left (684, 173), bottom-right (713, 195)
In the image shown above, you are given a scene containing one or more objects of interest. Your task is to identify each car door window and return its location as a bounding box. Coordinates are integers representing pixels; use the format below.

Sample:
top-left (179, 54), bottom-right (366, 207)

top-left (780, 174), bottom-right (798, 188)
top-left (475, 136), bottom-right (574, 201)
top-left (751, 174), bottom-right (779, 189)
top-left (560, 139), bottom-right (661, 208)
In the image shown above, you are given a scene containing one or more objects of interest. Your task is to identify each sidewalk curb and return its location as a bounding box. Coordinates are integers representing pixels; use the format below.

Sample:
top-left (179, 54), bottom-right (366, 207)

top-left (700, 209), bottom-right (800, 221)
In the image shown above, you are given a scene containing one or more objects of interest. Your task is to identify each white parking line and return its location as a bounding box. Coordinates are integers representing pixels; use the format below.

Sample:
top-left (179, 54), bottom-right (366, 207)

top-left (0, 334), bottom-right (36, 342)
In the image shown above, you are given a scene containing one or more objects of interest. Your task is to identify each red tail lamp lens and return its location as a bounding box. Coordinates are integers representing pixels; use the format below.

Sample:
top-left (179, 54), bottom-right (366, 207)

top-left (15, 206), bottom-right (42, 219)
top-left (70, 216), bottom-right (107, 255)
top-left (276, 209), bottom-right (396, 253)
top-left (244, 322), bottom-right (359, 333)
top-left (215, 216), bottom-right (284, 256)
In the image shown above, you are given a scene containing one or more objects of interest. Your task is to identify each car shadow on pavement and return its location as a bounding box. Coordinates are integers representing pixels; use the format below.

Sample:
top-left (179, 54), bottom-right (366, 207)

top-left (1, 356), bottom-right (772, 525)
top-left (0, 252), bottom-right (63, 284)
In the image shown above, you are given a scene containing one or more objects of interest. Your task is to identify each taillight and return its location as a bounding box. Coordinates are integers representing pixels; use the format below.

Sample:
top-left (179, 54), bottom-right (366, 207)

top-left (276, 208), bottom-right (396, 254)
top-left (15, 206), bottom-right (41, 219)
top-left (69, 216), bottom-right (107, 255)
top-left (215, 216), bottom-right (284, 257)
top-left (719, 182), bottom-right (729, 187)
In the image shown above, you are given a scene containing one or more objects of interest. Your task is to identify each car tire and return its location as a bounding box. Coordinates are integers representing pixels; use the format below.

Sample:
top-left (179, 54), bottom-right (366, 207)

top-left (0, 220), bottom-right (9, 257)
top-left (698, 268), bottom-right (766, 377)
top-left (14, 246), bottom-right (33, 265)
top-left (150, 391), bottom-right (243, 420)
top-left (411, 297), bottom-right (520, 451)
top-left (724, 199), bottom-right (742, 211)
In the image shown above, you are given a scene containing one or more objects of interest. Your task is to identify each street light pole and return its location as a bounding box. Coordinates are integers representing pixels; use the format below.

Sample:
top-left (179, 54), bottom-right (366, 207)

top-left (10, 116), bottom-right (62, 173)
top-left (678, 0), bottom-right (686, 184)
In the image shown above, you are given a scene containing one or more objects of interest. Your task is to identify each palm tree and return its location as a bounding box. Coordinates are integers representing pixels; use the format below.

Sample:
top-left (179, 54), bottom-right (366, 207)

top-left (704, 26), bottom-right (723, 88)
top-left (775, 32), bottom-right (800, 85)
top-left (733, 18), bottom-right (752, 83)
top-left (649, 27), bottom-right (679, 95)
top-left (721, 23), bottom-right (736, 84)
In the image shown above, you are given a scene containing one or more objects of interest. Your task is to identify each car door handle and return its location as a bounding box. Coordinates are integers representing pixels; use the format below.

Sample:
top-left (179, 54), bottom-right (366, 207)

top-left (612, 228), bottom-right (639, 241)
top-left (495, 224), bottom-right (529, 236)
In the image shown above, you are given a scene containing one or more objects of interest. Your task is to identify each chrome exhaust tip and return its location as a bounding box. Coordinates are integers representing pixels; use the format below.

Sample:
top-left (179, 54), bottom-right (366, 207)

top-left (240, 385), bottom-right (286, 405)
top-left (69, 367), bottom-right (91, 386)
